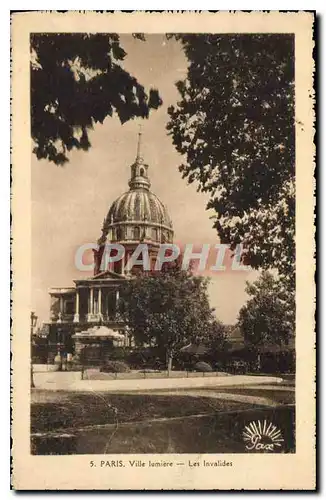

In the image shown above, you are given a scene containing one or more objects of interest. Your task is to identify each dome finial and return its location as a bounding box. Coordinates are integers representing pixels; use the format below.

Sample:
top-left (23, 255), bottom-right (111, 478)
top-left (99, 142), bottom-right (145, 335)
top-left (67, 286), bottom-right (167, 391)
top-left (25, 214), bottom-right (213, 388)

top-left (136, 123), bottom-right (143, 160)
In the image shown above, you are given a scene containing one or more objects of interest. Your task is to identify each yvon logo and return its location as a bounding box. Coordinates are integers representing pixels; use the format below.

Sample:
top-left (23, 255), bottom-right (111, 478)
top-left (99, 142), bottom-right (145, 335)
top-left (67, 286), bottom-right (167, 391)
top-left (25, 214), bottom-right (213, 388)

top-left (242, 420), bottom-right (284, 452)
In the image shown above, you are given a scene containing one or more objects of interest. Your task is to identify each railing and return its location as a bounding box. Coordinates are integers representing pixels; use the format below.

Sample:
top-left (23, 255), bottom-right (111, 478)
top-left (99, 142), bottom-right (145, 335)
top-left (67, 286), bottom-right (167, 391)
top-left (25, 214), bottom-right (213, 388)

top-left (79, 368), bottom-right (224, 381)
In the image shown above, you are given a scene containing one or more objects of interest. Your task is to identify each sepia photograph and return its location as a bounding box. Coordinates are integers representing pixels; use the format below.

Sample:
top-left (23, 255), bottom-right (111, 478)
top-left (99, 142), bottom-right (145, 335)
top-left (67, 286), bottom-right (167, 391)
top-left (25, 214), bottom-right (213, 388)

top-left (11, 11), bottom-right (315, 490)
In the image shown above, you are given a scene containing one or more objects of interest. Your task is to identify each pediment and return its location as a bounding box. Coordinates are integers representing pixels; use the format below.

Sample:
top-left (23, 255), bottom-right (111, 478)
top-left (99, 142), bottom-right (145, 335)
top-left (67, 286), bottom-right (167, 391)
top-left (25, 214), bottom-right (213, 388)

top-left (74, 269), bottom-right (127, 284)
top-left (92, 269), bottom-right (127, 280)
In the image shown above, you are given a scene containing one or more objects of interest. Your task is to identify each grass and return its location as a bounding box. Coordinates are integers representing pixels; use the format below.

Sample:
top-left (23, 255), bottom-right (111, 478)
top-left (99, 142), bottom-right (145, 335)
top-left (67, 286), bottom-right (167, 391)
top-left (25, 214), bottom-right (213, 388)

top-left (31, 390), bottom-right (257, 433)
top-left (31, 392), bottom-right (295, 454)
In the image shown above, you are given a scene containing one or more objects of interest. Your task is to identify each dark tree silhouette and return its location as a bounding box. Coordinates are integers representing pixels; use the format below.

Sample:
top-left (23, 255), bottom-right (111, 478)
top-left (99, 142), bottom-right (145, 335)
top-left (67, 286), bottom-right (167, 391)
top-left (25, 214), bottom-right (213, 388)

top-left (167, 34), bottom-right (295, 289)
top-left (31, 33), bottom-right (162, 165)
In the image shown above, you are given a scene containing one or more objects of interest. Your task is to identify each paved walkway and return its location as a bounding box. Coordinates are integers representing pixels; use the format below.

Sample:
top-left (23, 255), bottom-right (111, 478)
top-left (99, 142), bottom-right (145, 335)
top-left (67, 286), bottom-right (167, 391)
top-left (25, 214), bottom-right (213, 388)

top-left (33, 370), bottom-right (283, 392)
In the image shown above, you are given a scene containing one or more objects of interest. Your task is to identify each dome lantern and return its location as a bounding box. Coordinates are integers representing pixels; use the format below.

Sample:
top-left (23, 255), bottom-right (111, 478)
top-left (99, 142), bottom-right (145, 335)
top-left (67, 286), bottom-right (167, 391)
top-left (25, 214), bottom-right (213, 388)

top-left (128, 129), bottom-right (151, 191)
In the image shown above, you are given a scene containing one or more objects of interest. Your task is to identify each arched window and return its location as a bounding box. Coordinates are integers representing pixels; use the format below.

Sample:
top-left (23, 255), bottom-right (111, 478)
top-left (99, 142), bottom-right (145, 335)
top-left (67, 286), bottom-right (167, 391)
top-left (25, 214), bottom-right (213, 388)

top-left (150, 256), bottom-right (157, 270)
top-left (139, 167), bottom-right (144, 176)
top-left (133, 226), bottom-right (140, 240)
top-left (116, 226), bottom-right (123, 241)
top-left (151, 227), bottom-right (158, 241)
top-left (115, 260), bottom-right (123, 275)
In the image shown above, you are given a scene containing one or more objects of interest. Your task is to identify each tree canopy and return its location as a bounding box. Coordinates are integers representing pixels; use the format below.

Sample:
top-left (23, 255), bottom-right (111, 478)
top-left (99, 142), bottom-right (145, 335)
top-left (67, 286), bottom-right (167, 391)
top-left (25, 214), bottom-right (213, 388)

top-left (31, 33), bottom-right (162, 165)
top-left (119, 265), bottom-right (226, 371)
top-left (237, 271), bottom-right (295, 349)
top-left (167, 34), bottom-right (295, 287)
top-left (194, 318), bottom-right (230, 356)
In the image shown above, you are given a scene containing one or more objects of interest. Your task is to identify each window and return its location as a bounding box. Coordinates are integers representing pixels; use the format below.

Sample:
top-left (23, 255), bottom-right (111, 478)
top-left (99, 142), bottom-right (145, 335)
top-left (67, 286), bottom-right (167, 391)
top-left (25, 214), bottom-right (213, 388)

top-left (107, 290), bottom-right (116, 318)
top-left (151, 227), bottom-right (158, 240)
top-left (116, 226), bottom-right (123, 240)
top-left (64, 299), bottom-right (74, 315)
top-left (139, 168), bottom-right (144, 176)
top-left (133, 226), bottom-right (140, 239)
top-left (150, 256), bottom-right (157, 270)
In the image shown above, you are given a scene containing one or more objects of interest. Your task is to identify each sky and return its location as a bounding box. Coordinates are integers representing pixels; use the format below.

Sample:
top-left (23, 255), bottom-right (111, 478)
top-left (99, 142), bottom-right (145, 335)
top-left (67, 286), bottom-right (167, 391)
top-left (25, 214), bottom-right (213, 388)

top-left (32, 34), bottom-right (257, 326)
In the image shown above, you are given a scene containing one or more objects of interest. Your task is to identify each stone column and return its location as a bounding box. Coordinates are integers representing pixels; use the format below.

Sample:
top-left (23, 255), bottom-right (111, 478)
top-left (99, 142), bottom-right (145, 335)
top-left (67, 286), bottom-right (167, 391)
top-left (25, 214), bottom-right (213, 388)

top-left (87, 287), bottom-right (94, 322)
top-left (98, 288), bottom-right (103, 320)
top-left (73, 289), bottom-right (80, 323)
top-left (57, 296), bottom-right (63, 323)
top-left (115, 289), bottom-right (120, 317)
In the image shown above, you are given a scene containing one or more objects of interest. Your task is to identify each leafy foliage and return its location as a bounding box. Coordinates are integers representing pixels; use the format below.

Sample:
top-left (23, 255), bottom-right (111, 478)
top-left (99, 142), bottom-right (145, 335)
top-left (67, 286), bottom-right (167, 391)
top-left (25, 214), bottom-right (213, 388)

top-left (31, 33), bottom-right (162, 164)
top-left (194, 318), bottom-right (230, 355)
top-left (119, 265), bottom-right (224, 369)
top-left (237, 271), bottom-right (295, 349)
top-left (167, 34), bottom-right (295, 286)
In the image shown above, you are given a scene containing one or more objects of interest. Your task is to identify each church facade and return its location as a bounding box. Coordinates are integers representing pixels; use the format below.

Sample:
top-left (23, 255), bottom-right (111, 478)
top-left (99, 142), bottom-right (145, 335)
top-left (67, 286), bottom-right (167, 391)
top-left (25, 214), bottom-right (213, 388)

top-left (46, 132), bottom-right (174, 356)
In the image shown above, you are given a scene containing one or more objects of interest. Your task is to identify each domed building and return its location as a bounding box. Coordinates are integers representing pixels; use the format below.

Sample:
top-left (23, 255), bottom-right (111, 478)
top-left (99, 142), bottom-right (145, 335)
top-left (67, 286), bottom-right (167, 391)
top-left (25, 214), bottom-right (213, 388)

top-left (46, 132), bottom-right (174, 358)
top-left (94, 131), bottom-right (173, 275)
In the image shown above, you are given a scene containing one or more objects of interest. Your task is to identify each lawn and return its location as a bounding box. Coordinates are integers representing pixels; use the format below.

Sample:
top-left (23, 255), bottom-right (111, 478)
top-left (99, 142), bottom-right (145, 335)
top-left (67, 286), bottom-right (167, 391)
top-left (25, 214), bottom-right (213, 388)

top-left (31, 389), bottom-right (295, 455)
top-left (31, 390), bottom-right (257, 433)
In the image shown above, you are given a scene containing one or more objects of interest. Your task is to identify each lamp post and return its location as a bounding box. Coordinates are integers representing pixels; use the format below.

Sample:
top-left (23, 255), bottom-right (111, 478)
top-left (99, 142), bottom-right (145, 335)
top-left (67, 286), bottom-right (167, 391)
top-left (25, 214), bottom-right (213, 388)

top-left (31, 311), bottom-right (38, 388)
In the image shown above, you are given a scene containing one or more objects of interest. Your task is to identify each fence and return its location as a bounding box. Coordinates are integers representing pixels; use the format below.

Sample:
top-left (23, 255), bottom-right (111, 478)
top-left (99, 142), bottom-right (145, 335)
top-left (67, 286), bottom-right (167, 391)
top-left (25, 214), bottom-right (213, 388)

top-left (81, 368), bottom-right (223, 381)
top-left (32, 363), bottom-right (224, 380)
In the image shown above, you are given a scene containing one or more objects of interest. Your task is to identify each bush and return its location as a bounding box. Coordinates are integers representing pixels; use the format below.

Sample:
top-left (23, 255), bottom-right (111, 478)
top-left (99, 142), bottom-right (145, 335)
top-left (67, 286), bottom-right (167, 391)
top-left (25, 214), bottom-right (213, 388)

top-left (125, 352), bottom-right (144, 369)
top-left (100, 361), bottom-right (130, 373)
top-left (193, 361), bottom-right (213, 372)
top-left (109, 348), bottom-right (127, 361)
top-left (228, 360), bottom-right (247, 374)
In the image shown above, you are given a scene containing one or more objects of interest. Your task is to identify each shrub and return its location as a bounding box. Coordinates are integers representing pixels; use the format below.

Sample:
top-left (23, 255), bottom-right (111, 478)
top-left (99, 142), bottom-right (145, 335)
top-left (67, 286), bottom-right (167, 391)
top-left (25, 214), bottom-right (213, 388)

top-left (193, 361), bottom-right (213, 372)
top-left (109, 348), bottom-right (127, 361)
top-left (100, 361), bottom-right (130, 373)
top-left (229, 360), bottom-right (247, 374)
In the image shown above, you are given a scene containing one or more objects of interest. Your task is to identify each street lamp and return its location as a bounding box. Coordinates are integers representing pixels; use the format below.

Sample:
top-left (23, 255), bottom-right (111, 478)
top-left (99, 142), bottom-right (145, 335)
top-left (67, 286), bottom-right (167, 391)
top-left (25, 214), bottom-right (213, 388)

top-left (31, 311), bottom-right (38, 388)
top-left (31, 311), bottom-right (38, 334)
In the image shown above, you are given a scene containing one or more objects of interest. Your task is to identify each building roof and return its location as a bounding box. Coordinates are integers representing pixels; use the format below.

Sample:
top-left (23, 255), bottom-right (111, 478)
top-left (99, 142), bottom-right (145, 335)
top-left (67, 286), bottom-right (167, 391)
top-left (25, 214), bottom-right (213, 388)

top-left (107, 189), bottom-right (173, 230)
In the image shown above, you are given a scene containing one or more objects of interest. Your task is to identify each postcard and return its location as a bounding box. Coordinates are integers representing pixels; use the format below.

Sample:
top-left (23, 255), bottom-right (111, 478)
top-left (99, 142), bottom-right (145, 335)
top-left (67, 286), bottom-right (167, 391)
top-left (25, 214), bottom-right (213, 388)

top-left (11, 11), bottom-right (315, 490)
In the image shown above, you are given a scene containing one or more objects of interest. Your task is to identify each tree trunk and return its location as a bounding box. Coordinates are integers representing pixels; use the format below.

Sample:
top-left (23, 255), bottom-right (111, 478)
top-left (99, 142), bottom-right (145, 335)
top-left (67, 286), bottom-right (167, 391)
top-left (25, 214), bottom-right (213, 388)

top-left (167, 354), bottom-right (173, 375)
top-left (31, 364), bottom-right (35, 388)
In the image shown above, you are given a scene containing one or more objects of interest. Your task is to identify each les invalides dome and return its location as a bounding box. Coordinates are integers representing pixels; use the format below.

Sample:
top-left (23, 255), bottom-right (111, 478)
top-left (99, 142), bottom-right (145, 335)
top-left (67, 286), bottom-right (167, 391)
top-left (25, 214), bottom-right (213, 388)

top-left (95, 131), bottom-right (174, 274)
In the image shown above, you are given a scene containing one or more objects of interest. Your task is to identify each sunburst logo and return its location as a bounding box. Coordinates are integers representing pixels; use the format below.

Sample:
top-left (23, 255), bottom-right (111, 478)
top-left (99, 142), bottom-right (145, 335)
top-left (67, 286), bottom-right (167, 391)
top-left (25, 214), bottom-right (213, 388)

top-left (242, 420), bottom-right (284, 452)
